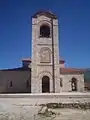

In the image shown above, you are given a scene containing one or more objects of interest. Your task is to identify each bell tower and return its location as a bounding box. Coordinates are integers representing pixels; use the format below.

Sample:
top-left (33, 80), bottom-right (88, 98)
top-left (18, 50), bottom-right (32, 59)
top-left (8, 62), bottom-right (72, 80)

top-left (31, 11), bottom-right (60, 93)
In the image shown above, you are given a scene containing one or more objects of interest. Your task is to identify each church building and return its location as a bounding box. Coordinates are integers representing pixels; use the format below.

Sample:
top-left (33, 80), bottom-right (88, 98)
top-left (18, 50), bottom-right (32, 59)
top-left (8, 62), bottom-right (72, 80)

top-left (0, 11), bottom-right (87, 93)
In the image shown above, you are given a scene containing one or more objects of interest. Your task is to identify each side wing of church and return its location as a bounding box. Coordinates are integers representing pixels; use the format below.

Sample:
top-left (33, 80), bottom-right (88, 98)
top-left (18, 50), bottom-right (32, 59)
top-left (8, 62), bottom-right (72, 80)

top-left (0, 11), bottom-right (89, 93)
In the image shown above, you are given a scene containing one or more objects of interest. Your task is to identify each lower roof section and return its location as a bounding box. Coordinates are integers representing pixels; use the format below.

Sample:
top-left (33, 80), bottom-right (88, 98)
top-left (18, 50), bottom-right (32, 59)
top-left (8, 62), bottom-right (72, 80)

top-left (0, 67), bottom-right (31, 71)
top-left (60, 68), bottom-right (86, 74)
top-left (0, 67), bottom-right (85, 74)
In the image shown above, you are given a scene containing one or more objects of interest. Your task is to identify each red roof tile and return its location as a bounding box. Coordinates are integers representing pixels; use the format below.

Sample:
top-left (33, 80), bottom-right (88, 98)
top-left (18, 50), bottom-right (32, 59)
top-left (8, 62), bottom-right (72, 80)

top-left (59, 60), bottom-right (65, 64)
top-left (22, 58), bottom-right (65, 63)
top-left (22, 58), bottom-right (31, 62)
top-left (60, 68), bottom-right (85, 74)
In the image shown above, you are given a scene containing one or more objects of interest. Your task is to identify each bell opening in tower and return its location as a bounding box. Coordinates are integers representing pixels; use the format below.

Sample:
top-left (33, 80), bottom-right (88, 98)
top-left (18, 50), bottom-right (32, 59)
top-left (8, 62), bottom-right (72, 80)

top-left (40, 25), bottom-right (50, 38)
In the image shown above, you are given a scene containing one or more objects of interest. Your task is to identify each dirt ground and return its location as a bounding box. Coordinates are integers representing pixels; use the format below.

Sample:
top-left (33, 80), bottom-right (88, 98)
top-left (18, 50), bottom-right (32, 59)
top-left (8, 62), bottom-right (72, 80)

top-left (36, 108), bottom-right (90, 120)
top-left (0, 105), bottom-right (90, 120)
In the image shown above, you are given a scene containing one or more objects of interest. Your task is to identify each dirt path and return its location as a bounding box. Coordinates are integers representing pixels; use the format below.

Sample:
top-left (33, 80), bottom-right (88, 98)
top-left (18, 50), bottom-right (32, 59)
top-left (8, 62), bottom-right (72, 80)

top-left (0, 105), bottom-right (90, 120)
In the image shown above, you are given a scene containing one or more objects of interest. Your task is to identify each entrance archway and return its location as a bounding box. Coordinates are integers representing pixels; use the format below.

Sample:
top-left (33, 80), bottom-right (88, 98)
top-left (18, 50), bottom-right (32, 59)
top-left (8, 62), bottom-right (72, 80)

top-left (42, 76), bottom-right (50, 93)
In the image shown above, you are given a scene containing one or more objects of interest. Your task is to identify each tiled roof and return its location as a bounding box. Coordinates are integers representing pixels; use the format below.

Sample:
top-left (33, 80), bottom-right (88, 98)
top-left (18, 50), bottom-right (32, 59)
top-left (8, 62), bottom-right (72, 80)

top-left (32, 10), bottom-right (57, 19)
top-left (60, 68), bottom-right (85, 74)
top-left (22, 58), bottom-right (31, 61)
top-left (59, 59), bottom-right (65, 64)
top-left (0, 67), bottom-right (31, 71)
top-left (22, 58), bottom-right (86, 74)
top-left (22, 58), bottom-right (65, 63)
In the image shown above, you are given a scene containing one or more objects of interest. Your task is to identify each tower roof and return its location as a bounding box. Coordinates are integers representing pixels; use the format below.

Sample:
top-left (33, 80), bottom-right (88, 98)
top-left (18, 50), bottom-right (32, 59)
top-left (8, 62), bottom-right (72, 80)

top-left (32, 10), bottom-right (57, 19)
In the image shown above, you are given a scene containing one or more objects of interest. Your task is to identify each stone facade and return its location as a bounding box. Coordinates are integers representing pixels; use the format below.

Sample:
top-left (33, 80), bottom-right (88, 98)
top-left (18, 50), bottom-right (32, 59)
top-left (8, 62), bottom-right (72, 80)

top-left (60, 74), bottom-right (84, 92)
top-left (31, 12), bottom-right (60, 93)
top-left (31, 11), bottom-right (85, 93)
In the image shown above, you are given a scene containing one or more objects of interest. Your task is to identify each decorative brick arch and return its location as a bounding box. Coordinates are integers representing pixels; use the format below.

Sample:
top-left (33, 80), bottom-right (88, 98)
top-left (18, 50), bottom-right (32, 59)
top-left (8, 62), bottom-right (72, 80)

top-left (38, 71), bottom-right (52, 80)
top-left (69, 76), bottom-right (79, 82)
top-left (38, 20), bottom-right (51, 27)
top-left (38, 71), bottom-right (52, 93)
top-left (37, 20), bottom-right (51, 37)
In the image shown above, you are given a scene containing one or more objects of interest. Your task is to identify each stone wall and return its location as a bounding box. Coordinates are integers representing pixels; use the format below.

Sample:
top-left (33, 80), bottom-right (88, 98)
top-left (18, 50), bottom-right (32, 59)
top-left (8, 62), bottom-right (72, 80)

top-left (0, 70), bottom-right (31, 93)
top-left (0, 93), bottom-right (90, 106)
top-left (31, 14), bottom-right (60, 93)
top-left (61, 74), bottom-right (84, 92)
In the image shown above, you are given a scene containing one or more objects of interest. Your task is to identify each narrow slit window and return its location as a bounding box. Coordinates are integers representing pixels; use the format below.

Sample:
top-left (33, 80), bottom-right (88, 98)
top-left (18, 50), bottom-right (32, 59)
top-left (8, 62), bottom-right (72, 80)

top-left (60, 78), bottom-right (63, 87)
top-left (26, 80), bottom-right (29, 88)
top-left (10, 81), bottom-right (12, 87)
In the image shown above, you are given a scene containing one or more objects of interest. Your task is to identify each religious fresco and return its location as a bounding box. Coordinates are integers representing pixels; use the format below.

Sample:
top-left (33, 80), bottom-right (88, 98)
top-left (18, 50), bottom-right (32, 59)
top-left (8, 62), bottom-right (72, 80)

top-left (40, 47), bottom-right (51, 63)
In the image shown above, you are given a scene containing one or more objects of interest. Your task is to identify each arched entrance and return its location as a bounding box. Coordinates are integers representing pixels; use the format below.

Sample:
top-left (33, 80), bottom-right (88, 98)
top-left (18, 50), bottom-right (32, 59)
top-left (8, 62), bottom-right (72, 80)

top-left (71, 77), bottom-right (77, 91)
top-left (42, 76), bottom-right (50, 93)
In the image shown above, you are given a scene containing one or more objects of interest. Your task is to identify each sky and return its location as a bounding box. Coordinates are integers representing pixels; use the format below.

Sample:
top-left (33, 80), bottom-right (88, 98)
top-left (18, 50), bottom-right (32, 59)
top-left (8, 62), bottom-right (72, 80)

top-left (0, 0), bottom-right (90, 69)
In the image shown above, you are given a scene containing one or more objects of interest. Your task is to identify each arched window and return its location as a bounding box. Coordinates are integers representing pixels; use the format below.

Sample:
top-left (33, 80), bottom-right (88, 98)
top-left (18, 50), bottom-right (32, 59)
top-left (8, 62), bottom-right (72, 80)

top-left (40, 25), bottom-right (50, 38)
top-left (60, 78), bottom-right (63, 87)
top-left (71, 77), bottom-right (77, 91)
